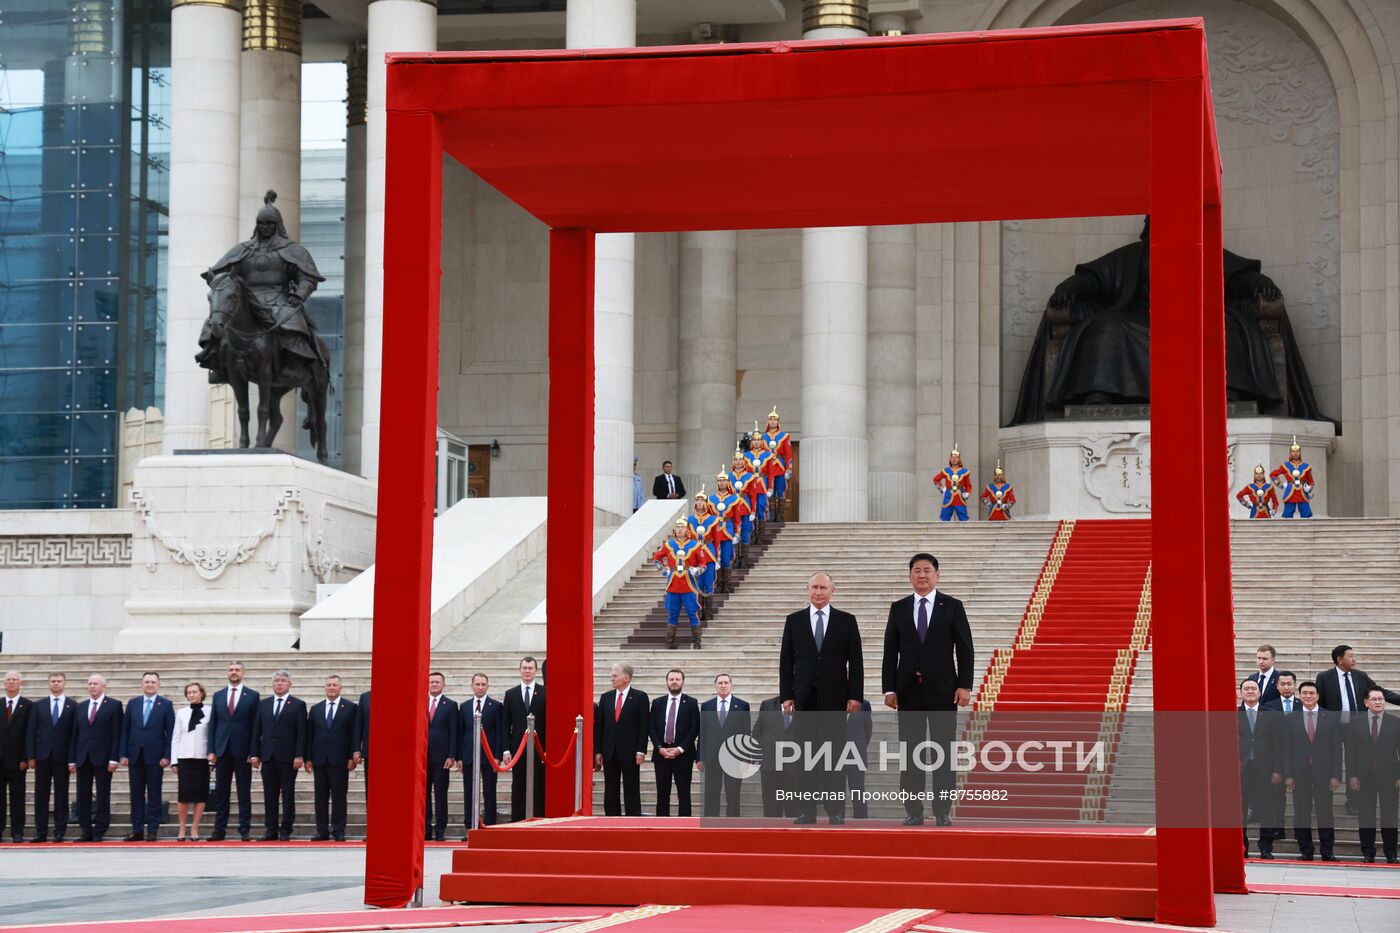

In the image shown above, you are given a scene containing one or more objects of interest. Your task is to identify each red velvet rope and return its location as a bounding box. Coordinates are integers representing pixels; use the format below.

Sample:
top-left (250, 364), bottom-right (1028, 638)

top-left (476, 726), bottom-right (577, 772)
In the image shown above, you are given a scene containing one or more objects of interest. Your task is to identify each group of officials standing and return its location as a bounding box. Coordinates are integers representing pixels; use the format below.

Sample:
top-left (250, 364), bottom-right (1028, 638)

top-left (594, 552), bottom-right (976, 825)
top-left (1238, 644), bottom-right (1400, 862)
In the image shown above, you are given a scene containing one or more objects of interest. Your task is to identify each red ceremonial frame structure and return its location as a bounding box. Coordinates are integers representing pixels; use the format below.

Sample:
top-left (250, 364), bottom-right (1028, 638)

top-left (363, 20), bottom-right (1243, 927)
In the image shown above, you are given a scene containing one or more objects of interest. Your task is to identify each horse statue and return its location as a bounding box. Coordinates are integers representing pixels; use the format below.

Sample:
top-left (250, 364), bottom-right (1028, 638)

top-left (195, 191), bottom-right (332, 462)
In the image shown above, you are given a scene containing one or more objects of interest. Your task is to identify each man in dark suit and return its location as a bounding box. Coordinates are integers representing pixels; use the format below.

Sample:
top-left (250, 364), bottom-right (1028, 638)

top-left (1282, 681), bottom-right (1342, 861)
top-left (1349, 687), bottom-right (1400, 862)
top-left (1, 671), bottom-right (32, 843)
top-left (1250, 646), bottom-right (1282, 706)
top-left (305, 675), bottom-right (358, 841)
top-left (458, 673), bottom-right (504, 831)
top-left (207, 661), bottom-right (259, 841)
top-left (780, 571), bottom-right (864, 824)
top-left (26, 672), bottom-right (75, 842)
top-left (119, 672), bottom-right (175, 841)
top-left (502, 656), bottom-right (546, 821)
top-left (594, 663), bottom-right (649, 816)
top-left (356, 688), bottom-right (371, 789)
top-left (1259, 670), bottom-right (1299, 848)
top-left (751, 695), bottom-right (798, 818)
top-left (843, 699), bottom-right (874, 819)
top-left (424, 671), bottom-right (459, 841)
top-left (248, 669), bottom-right (306, 840)
top-left (652, 461), bottom-right (686, 500)
top-left (880, 553), bottom-right (973, 826)
top-left (68, 674), bottom-right (123, 842)
top-left (649, 669), bottom-right (699, 816)
top-left (1238, 678), bottom-right (1285, 857)
top-left (1315, 644), bottom-right (1400, 815)
top-left (699, 673), bottom-right (751, 817)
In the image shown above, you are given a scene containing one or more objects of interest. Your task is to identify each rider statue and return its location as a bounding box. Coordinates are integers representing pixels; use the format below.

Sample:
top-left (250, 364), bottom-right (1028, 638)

top-left (196, 190), bottom-right (327, 384)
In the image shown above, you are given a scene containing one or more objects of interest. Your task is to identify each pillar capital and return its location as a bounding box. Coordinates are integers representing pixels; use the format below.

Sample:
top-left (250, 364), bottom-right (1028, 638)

top-left (243, 0), bottom-right (301, 54)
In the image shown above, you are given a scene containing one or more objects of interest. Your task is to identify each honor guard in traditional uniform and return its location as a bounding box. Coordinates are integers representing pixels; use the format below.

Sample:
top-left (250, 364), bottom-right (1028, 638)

top-left (651, 518), bottom-right (712, 649)
top-left (709, 470), bottom-right (746, 590)
top-left (980, 462), bottom-right (1015, 520)
top-left (934, 444), bottom-right (974, 522)
top-left (727, 447), bottom-right (756, 567)
top-left (1237, 464), bottom-right (1280, 519)
top-left (744, 425), bottom-right (777, 531)
top-left (1269, 437), bottom-right (1315, 519)
top-left (687, 489), bottom-right (720, 620)
top-left (762, 407), bottom-right (794, 522)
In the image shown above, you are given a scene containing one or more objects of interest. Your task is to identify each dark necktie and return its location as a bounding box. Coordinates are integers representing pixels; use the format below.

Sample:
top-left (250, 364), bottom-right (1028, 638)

top-left (1344, 672), bottom-right (1358, 711)
top-left (1373, 715), bottom-right (1381, 743)
top-left (523, 687), bottom-right (531, 710)
top-left (814, 610), bottom-right (825, 653)
top-left (718, 699), bottom-right (727, 725)
top-left (665, 697), bottom-right (677, 744)
top-left (1306, 710), bottom-right (1315, 742)
top-left (88, 701), bottom-right (96, 725)
top-left (326, 702), bottom-right (334, 728)
top-left (275, 697), bottom-right (284, 721)
top-left (228, 689), bottom-right (236, 716)
top-left (917, 598), bottom-right (929, 643)
top-left (53, 698), bottom-right (60, 723)
top-left (476, 699), bottom-right (482, 719)
top-left (5, 699), bottom-right (11, 722)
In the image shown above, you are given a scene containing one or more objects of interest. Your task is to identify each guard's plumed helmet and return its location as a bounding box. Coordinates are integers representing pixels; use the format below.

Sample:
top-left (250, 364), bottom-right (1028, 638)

top-left (994, 460), bottom-right (1005, 477)
top-left (1290, 435), bottom-right (1301, 453)
top-left (1253, 463), bottom-right (1266, 476)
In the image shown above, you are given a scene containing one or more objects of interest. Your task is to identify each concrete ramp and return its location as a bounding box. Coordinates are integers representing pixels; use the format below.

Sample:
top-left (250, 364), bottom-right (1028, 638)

top-left (300, 497), bottom-right (547, 651)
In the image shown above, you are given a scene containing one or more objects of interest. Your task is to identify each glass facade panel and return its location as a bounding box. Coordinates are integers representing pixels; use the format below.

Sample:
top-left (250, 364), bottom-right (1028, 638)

top-left (0, 0), bottom-right (169, 508)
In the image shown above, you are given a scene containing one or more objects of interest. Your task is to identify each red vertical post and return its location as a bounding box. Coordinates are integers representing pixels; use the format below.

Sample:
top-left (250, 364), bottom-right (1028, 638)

top-left (1149, 77), bottom-right (1216, 926)
top-left (364, 105), bottom-right (443, 908)
top-left (1201, 196), bottom-right (1247, 894)
top-left (546, 228), bottom-right (596, 817)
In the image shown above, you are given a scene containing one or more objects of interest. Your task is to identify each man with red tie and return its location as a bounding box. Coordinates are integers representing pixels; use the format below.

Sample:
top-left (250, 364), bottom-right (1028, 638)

top-left (424, 672), bottom-right (458, 841)
top-left (69, 674), bottom-right (123, 842)
top-left (593, 663), bottom-right (649, 816)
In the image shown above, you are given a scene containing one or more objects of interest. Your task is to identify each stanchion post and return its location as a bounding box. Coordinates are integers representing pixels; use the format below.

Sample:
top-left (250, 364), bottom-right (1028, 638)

top-left (470, 709), bottom-right (482, 831)
top-left (525, 712), bottom-right (536, 820)
top-left (573, 715), bottom-right (583, 814)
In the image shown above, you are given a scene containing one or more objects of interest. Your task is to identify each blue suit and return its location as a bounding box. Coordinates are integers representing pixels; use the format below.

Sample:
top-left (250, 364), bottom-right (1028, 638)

top-left (120, 694), bottom-right (175, 835)
top-left (69, 696), bottom-right (123, 839)
top-left (460, 695), bottom-right (504, 827)
top-left (25, 695), bottom-right (76, 840)
top-left (425, 695), bottom-right (459, 839)
top-left (208, 685), bottom-right (259, 837)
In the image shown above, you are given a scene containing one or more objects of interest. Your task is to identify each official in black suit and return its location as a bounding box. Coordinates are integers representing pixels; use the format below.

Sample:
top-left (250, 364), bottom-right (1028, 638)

top-left (1, 672), bottom-right (32, 842)
top-left (1237, 679), bottom-right (1285, 857)
top-left (1249, 646), bottom-right (1282, 706)
top-left (248, 670), bottom-right (306, 840)
top-left (26, 673), bottom-right (75, 842)
top-left (751, 696), bottom-right (797, 817)
top-left (356, 689), bottom-right (371, 790)
top-left (458, 674), bottom-right (504, 830)
top-left (652, 462), bottom-right (686, 500)
top-left (843, 699), bottom-right (874, 819)
top-left (68, 674), bottom-right (123, 842)
top-left (424, 672), bottom-right (459, 840)
top-left (594, 663), bottom-right (649, 816)
top-left (207, 662), bottom-right (259, 841)
top-left (306, 676), bottom-right (357, 841)
top-left (779, 571), bottom-right (864, 824)
top-left (649, 670), bottom-right (699, 816)
top-left (1315, 645), bottom-right (1400, 814)
top-left (699, 674), bottom-right (751, 818)
top-left (1259, 671), bottom-right (1299, 847)
top-left (1281, 682), bottom-right (1342, 860)
top-left (880, 554), bottom-right (974, 825)
top-left (502, 657), bottom-right (546, 821)
top-left (1349, 688), bottom-right (1400, 862)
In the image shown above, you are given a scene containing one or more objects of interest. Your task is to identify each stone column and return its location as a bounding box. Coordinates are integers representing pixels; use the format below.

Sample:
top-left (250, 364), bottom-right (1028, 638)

top-left (567, 0), bottom-right (637, 520)
top-left (800, 0), bottom-right (869, 522)
top-left (868, 225), bottom-right (917, 519)
top-left (677, 231), bottom-right (738, 495)
top-left (342, 42), bottom-right (367, 476)
top-left (164, 0), bottom-right (242, 454)
top-left (240, 0), bottom-right (303, 450)
top-left (361, 0), bottom-right (437, 481)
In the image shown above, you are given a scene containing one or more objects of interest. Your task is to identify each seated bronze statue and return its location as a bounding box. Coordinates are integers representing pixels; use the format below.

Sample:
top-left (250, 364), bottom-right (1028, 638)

top-left (1009, 218), bottom-right (1333, 427)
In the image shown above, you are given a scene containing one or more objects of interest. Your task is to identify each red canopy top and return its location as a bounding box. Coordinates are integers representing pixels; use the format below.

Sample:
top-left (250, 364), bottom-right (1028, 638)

top-left (386, 18), bottom-right (1220, 231)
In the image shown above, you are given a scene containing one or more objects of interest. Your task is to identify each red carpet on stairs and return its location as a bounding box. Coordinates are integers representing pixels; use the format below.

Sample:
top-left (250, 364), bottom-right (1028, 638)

top-left (960, 519), bottom-right (1152, 823)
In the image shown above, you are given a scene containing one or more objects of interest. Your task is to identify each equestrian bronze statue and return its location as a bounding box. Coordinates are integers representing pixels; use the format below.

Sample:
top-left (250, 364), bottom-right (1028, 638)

top-left (195, 191), bottom-right (333, 462)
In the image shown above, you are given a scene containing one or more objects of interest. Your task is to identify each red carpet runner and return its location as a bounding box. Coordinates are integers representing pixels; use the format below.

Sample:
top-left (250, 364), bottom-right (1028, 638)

top-left (960, 519), bottom-right (1152, 821)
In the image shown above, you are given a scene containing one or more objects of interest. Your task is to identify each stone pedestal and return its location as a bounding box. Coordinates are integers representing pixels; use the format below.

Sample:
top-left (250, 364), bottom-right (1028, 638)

top-left (118, 454), bottom-right (376, 652)
top-left (998, 417), bottom-right (1336, 520)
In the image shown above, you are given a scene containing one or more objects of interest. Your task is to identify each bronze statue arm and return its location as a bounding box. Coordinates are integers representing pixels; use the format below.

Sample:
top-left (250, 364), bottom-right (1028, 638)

top-left (288, 275), bottom-right (317, 305)
top-left (1226, 269), bottom-right (1281, 302)
top-left (1048, 271), bottom-right (1097, 309)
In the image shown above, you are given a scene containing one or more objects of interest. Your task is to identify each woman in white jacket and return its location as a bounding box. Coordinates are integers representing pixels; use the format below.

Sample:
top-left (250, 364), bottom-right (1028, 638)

top-left (171, 682), bottom-right (211, 841)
